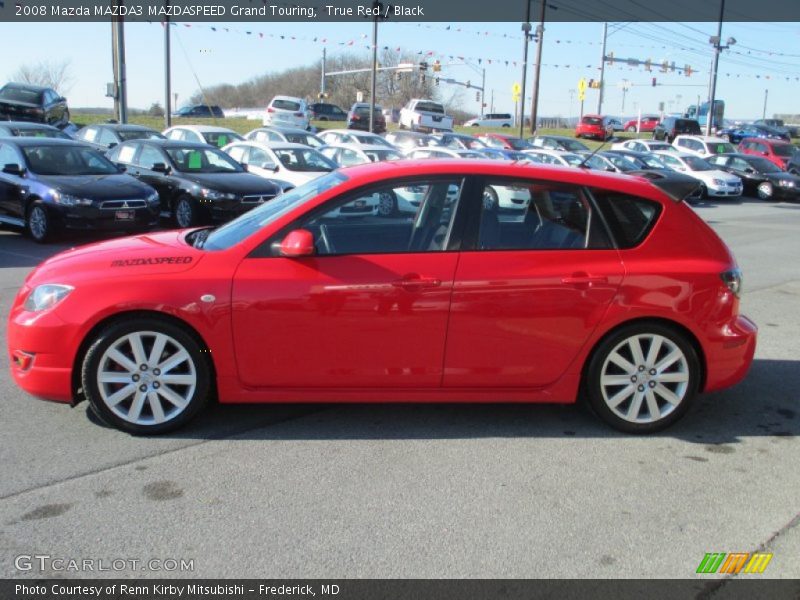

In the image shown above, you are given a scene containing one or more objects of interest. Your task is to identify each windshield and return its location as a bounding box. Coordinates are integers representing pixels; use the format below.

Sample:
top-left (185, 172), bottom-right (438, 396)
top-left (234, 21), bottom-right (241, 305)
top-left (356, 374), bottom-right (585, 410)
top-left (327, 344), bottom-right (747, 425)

top-left (506, 137), bottom-right (533, 150)
top-left (773, 145), bottom-right (795, 157)
top-left (16, 128), bottom-right (70, 139)
top-left (649, 143), bottom-right (674, 152)
top-left (641, 155), bottom-right (668, 169)
top-left (558, 139), bottom-right (588, 152)
top-left (748, 157), bottom-right (782, 173)
top-left (0, 86), bottom-right (43, 104)
top-left (118, 130), bottom-right (163, 142)
top-left (273, 147), bottom-right (336, 172)
top-left (708, 142), bottom-right (735, 154)
top-left (561, 153), bottom-right (584, 166)
top-left (285, 133), bottom-right (323, 148)
top-left (357, 135), bottom-right (393, 148)
top-left (604, 155), bottom-right (639, 171)
top-left (166, 146), bottom-right (244, 173)
top-left (613, 154), bottom-right (647, 169)
top-left (684, 156), bottom-right (712, 171)
top-left (364, 149), bottom-right (402, 162)
top-left (203, 171), bottom-right (347, 251)
top-left (203, 131), bottom-right (244, 148)
top-left (23, 144), bottom-right (119, 176)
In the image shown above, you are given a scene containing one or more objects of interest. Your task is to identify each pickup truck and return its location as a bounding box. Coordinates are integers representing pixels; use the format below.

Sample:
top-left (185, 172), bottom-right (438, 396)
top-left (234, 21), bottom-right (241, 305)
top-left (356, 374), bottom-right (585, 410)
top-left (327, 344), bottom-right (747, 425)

top-left (399, 99), bottom-right (454, 132)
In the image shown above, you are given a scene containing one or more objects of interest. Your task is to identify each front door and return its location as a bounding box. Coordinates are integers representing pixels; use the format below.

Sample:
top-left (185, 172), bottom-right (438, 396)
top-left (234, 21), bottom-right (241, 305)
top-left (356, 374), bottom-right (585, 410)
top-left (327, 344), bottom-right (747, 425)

top-left (232, 176), bottom-right (466, 388)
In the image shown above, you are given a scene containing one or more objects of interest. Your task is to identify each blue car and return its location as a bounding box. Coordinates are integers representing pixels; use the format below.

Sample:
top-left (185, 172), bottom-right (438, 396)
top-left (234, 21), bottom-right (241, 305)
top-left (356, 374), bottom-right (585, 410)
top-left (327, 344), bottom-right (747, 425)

top-left (0, 138), bottom-right (160, 242)
top-left (716, 123), bottom-right (790, 144)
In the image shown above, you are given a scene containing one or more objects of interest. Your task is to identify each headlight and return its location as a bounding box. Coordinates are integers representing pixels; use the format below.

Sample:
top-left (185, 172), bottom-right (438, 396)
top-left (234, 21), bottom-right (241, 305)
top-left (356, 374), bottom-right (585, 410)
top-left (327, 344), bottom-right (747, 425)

top-left (23, 284), bottom-right (74, 312)
top-left (52, 192), bottom-right (93, 207)
top-left (147, 191), bottom-right (160, 203)
top-left (712, 178), bottom-right (725, 185)
top-left (777, 179), bottom-right (794, 187)
top-left (200, 188), bottom-right (235, 200)
top-left (720, 268), bottom-right (742, 297)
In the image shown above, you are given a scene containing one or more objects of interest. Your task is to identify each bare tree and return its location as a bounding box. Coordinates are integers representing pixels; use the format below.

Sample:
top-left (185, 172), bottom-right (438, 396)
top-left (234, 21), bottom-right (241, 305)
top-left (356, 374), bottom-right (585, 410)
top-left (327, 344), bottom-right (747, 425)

top-left (11, 60), bottom-right (75, 94)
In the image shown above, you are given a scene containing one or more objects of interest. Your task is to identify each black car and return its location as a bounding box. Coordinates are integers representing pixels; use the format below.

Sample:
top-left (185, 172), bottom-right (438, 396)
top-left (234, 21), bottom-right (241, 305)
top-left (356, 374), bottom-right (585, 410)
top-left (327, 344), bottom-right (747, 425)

top-left (74, 124), bottom-right (165, 150)
top-left (715, 123), bottom-right (790, 144)
top-left (0, 120), bottom-right (71, 139)
top-left (788, 151), bottom-right (800, 176)
top-left (707, 153), bottom-right (800, 201)
top-left (652, 117), bottom-right (701, 142)
top-left (309, 102), bottom-right (348, 121)
top-left (347, 103), bottom-right (386, 133)
top-left (0, 83), bottom-right (70, 127)
top-left (0, 138), bottom-right (160, 242)
top-left (603, 150), bottom-right (703, 202)
top-left (528, 135), bottom-right (590, 153)
top-left (107, 139), bottom-right (287, 227)
top-left (172, 104), bottom-right (224, 118)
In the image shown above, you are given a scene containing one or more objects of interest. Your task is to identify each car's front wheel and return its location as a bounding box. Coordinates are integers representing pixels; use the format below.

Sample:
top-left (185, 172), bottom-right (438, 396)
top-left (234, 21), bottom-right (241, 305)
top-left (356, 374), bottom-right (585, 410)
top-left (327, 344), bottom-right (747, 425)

top-left (27, 201), bottom-right (56, 243)
top-left (626, 125), bottom-right (636, 132)
top-left (174, 195), bottom-right (198, 228)
top-left (757, 181), bottom-right (774, 200)
top-left (585, 324), bottom-right (700, 433)
top-left (82, 318), bottom-right (211, 435)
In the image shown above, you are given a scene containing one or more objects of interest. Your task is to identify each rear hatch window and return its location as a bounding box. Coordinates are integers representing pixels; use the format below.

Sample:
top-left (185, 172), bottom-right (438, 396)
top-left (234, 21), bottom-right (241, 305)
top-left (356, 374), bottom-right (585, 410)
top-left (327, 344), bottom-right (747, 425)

top-left (273, 99), bottom-right (301, 111)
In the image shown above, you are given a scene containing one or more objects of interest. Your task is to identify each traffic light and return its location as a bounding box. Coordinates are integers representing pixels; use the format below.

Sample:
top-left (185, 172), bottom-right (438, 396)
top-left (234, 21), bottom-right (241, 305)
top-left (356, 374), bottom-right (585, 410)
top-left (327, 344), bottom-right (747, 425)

top-left (466, 80), bottom-right (471, 89)
top-left (432, 60), bottom-right (442, 72)
top-left (606, 52), bottom-right (614, 65)
top-left (588, 78), bottom-right (595, 89)
top-left (661, 60), bottom-right (669, 73)
top-left (476, 91), bottom-right (481, 102)
top-left (419, 61), bottom-right (428, 72)
top-left (435, 77), bottom-right (440, 86)
top-left (395, 71), bottom-right (402, 81)
top-left (645, 59), bottom-right (652, 72)
top-left (652, 77), bottom-right (657, 87)
top-left (684, 64), bottom-right (693, 77)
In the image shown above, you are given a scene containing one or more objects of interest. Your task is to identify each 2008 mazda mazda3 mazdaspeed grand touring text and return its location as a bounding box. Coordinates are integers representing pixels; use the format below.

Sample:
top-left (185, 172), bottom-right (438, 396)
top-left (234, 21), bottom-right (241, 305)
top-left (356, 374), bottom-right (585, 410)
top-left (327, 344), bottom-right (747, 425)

top-left (7, 160), bottom-right (757, 435)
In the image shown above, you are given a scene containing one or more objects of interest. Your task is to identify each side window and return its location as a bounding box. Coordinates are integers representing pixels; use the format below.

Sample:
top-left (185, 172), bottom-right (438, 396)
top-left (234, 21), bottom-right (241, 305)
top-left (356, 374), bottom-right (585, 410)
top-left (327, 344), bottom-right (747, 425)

top-left (247, 147), bottom-right (274, 168)
top-left (226, 145), bottom-right (247, 162)
top-left (592, 191), bottom-right (662, 249)
top-left (0, 143), bottom-right (22, 167)
top-left (136, 145), bottom-right (165, 170)
top-left (477, 181), bottom-right (610, 251)
top-left (731, 158), bottom-right (749, 171)
top-left (97, 128), bottom-right (118, 146)
top-left (166, 129), bottom-right (184, 141)
top-left (340, 148), bottom-right (366, 166)
top-left (298, 179), bottom-right (463, 255)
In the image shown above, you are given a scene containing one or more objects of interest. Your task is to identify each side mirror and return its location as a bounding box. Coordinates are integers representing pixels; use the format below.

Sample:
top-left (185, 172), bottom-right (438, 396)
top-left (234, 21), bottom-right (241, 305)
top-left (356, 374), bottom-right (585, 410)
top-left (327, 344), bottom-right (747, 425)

top-left (276, 229), bottom-right (315, 258)
top-left (151, 162), bottom-right (170, 174)
top-left (115, 163), bottom-right (127, 173)
top-left (2, 163), bottom-right (25, 176)
top-left (108, 142), bottom-right (118, 149)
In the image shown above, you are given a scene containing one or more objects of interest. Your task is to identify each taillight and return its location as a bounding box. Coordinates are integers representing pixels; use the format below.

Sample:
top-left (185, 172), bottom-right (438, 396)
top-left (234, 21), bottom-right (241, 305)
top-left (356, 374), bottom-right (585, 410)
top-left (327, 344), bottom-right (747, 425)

top-left (720, 268), bottom-right (742, 297)
top-left (267, 107), bottom-right (275, 113)
top-left (352, 115), bottom-right (361, 121)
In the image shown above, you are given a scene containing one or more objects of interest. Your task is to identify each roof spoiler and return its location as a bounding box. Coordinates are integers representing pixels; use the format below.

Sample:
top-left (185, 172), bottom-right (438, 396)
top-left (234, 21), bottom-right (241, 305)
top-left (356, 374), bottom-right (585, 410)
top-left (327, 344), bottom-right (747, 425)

top-left (629, 170), bottom-right (702, 203)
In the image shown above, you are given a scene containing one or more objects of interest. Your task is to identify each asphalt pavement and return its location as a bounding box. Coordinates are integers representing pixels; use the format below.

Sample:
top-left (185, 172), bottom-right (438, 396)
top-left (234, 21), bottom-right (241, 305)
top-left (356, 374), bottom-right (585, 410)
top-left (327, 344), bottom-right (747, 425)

top-left (0, 196), bottom-right (798, 580)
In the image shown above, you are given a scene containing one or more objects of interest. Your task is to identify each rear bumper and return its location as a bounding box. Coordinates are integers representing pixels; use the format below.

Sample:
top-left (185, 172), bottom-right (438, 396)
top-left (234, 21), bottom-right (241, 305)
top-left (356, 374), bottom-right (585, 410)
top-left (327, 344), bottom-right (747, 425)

top-left (703, 314), bottom-right (757, 392)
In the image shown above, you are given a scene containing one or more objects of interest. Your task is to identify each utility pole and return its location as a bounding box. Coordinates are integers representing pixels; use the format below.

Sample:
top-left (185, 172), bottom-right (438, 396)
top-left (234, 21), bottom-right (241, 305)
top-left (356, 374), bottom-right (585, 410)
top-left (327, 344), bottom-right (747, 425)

top-left (480, 68), bottom-right (486, 117)
top-left (321, 47), bottom-right (327, 99)
top-left (111, 0), bottom-right (127, 123)
top-left (706, 0), bottom-right (726, 136)
top-left (519, 0), bottom-right (532, 138)
top-left (762, 88), bottom-right (768, 119)
top-left (369, 1), bottom-right (380, 133)
top-left (529, 0), bottom-right (546, 134)
top-left (164, 5), bottom-right (171, 128)
top-left (597, 22), bottom-right (607, 114)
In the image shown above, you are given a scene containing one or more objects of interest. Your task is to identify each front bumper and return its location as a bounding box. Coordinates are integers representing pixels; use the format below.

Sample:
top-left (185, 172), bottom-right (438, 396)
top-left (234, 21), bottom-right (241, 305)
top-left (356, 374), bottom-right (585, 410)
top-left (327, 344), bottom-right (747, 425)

top-left (706, 183), bottom-right (743, 197)
top-left (703, 314), bottom-right (758, 393)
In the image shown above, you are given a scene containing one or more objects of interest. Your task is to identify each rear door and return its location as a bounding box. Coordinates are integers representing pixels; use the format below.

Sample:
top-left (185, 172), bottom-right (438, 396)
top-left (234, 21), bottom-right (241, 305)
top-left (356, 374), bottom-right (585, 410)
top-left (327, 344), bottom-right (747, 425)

top-left (443, 177), bottom-right (624, 388)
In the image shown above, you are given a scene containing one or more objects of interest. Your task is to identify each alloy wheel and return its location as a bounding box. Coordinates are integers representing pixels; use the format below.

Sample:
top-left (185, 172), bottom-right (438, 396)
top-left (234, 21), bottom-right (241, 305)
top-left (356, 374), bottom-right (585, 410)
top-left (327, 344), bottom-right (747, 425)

top-left (28, 206), bottom-right (48, 241)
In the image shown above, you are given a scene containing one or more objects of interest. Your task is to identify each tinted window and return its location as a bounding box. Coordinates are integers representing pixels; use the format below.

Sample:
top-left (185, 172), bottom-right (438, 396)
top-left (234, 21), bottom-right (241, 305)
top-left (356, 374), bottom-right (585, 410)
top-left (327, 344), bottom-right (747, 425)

top-left (23, 144), bottom-right (119, 176)
top-left (593, 191), bottom-right (662, 249)
top-left (478, 181), bottom-right (610, 251)
top-left (203, 131), bottom-right (242, 148)
top-left (0, 86), bottom-right (43, 104)
top-left (301, 179), bottom-right (463, 255)
top-left (272, 99), bottom-right (301, 111)
top-left (414, 101), bottom-right (444, 114)
top-left (0, 143), bottom-right (22, 167)
top-left (583, 117), bottom-right (603, 125)
top-left (165, 146), bottom-right (244, 173)
top-left (118, 129), bottom-right (162, 142)
top-left (136, 145), bottom-right (165, 169)
top-left (773, 145), bottom-right (794, 157)
top-left (273, 147), bottom-right (335, 171)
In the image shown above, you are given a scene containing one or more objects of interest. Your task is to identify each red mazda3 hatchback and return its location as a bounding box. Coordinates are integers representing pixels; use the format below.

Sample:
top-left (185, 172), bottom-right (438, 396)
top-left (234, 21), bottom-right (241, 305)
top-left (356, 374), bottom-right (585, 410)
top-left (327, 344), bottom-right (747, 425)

top-left (8, 160), bottom-right (756, 435)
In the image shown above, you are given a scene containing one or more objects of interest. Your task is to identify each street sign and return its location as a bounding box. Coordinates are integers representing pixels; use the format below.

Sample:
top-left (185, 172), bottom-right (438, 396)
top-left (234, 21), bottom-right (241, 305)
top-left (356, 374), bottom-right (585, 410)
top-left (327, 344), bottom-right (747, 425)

top-left (396, 62), bottom-right (414, 73)
top-left (578, 78), bottom-right (587, 93)
top-left (512, 82), bottom-right (522, 96)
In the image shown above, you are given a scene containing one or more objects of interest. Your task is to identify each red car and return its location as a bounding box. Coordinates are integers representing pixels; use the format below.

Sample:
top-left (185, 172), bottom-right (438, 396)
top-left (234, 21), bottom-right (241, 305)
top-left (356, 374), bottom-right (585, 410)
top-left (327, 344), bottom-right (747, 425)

top-left (738, 137), bottom-right (796, 170)
top-left (8, 161), bottom-right (756, 435)
top-left (475, 133), bottom-right (533, 151)
top-left (576, 114), bottom-right (614, 140)
top-left (623, 116), bottom-right (660, 133)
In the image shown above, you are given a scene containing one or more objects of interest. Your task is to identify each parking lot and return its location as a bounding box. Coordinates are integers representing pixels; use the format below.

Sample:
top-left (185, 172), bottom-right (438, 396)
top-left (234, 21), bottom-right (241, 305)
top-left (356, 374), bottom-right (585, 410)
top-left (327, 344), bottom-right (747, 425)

top-left (1, 195), bottom-right (799, 579)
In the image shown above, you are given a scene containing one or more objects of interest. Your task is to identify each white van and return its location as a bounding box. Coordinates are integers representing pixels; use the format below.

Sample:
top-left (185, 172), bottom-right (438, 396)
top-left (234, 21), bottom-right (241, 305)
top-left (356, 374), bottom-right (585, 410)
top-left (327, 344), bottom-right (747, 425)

top-left (464, 113), bottom-right (513, 128)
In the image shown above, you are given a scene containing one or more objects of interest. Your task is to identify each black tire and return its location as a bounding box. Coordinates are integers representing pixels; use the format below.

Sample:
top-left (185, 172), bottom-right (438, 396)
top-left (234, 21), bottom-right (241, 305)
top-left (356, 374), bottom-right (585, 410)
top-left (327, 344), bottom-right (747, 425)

top-left (756, 181), bottom-right (774, 200)
top-left (502, 123), bottom-right (511, 128)
top-left (26, 201), bottom-right (56, 243)
top-left (626, 125), bottom-right (636, 132)
top-left (376, 190), bottom-right (398, 217)
top-left (174, 195), bottom-right (198, 228)
top-left (584, 323), bottom-right (700, 434)
top-left (63, 109), bottom-right (71, 126)
top-left (482, 186), bottom-right (499, 210)
top-left (81, 317), bottom-right (211, 435)
top-left (698, 184), bottom-right (708, 199)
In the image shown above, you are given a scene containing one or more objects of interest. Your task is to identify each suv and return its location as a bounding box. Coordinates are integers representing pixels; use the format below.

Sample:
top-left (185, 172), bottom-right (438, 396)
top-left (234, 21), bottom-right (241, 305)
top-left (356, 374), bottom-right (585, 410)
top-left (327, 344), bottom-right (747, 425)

top-left (464, 113), bottom-right (513, 128)
top-left (263, 96), bottom-right (310, 130)
top-left (672, 135), bottom-right (736, 158)
top-left (172, 104), bottom-right (224, 118)
top-left (653, 117), bottom-right (701, 142)
top-left (347, 103), bottom-right (387, 133)
top-left (309, 102), bottom-right (347, 122)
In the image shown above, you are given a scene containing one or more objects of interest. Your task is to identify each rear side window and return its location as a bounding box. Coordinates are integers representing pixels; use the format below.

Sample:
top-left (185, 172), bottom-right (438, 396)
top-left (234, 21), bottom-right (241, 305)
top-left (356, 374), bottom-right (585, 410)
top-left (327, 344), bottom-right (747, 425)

top-left (592, 191), bottom-right (662, 249)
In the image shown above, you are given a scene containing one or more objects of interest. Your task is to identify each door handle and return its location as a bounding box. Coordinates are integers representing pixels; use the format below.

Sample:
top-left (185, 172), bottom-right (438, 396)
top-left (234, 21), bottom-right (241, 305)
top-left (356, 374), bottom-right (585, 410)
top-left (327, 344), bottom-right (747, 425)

top-left (392, 274), bottom-right (442, 291)
top-left (561, 274), bottom-right (608, 286)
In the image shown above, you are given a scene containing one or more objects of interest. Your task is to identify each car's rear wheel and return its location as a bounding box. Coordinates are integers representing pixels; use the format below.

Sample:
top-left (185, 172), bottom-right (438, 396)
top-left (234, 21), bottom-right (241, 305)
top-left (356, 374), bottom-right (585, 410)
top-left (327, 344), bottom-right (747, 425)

top-left (585, 324), bottom-right (700, 433)
top-left (626, 125), bottom-right (636, 132)
top-left (174, 195), bottom-right (198, 228)
top-left (757, 181), bottom-right (774, 200)
top-left (82, 318), bottom-right (210, 435)
top-left (482, 186), bottom-right (499, 210)
top-left (26, 201), bottom-right (55, 243)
